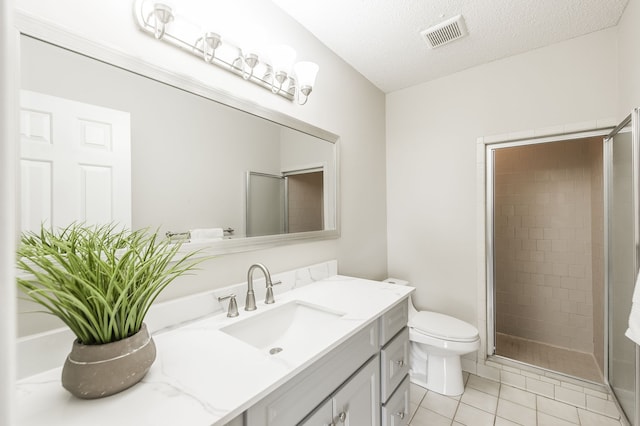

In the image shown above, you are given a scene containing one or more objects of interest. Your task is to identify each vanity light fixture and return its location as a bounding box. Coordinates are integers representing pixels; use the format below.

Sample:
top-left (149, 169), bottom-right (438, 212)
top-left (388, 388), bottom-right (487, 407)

top-left (196, 32), bottom-right (222, 63)
top-left (240, 52), bottom-right (259, 80)
top-left (148, 2), bottom-right (173, 39)
top-left (267, 45), bottom-right (296, 94)
top-left (133, 0), bottom-right (319, 105)
top-left (294, 61), bottom-right (319, 105)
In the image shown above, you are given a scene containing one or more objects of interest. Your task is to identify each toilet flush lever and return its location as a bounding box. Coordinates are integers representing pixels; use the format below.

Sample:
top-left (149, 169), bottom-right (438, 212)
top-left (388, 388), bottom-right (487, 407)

top-left (394, 359), bottom-right (405, 367)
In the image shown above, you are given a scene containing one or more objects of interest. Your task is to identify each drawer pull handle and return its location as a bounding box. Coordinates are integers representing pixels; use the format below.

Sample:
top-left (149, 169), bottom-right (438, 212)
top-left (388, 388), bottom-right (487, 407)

top-left (394, 360), bottom-right (405, 367)
top-left (337, 411), bottom-right (347, 422)
top-left (394, 411), bottom-right (406, 419)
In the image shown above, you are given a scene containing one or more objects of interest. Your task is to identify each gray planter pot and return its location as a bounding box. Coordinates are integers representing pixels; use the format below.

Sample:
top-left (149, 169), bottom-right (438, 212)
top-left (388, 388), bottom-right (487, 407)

top-left (61, 323), bottom-right (156, 399)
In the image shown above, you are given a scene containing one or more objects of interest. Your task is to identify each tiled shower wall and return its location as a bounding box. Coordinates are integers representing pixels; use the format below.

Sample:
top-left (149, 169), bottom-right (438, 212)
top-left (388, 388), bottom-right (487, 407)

top-left (287, 172), bottom-right (324, 233)
top-left (494, 138), bottom-right (603, 354)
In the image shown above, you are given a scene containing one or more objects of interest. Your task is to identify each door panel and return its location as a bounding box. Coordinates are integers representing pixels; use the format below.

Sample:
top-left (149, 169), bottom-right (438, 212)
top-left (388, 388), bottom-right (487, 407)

top-left (246, 172), bottom-right (285, 237)
top-left (606, 111), bottom-right (639, 425)
top-left (19, 90), bottom-right (131, 231)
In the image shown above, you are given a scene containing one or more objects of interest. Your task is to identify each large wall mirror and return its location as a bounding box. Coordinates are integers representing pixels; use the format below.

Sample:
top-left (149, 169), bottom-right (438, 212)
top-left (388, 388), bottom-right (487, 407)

top-left (17, 18), bottom-right (339, 255)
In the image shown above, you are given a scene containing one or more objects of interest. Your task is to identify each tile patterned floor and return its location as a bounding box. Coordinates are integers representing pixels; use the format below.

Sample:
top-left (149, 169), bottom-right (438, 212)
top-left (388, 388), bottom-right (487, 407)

top-left (495, 333), bottom-right (603, 383)
top-left (408, 373), bottom-right (625, 426)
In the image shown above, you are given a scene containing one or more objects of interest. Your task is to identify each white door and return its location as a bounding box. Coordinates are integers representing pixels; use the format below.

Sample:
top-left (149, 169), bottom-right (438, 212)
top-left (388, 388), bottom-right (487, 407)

top-left (20, 90), bottom-right (131, 232)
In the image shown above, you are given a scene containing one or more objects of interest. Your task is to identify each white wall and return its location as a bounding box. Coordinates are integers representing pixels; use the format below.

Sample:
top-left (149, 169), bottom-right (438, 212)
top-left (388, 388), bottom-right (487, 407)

top-left (13, 0), bottom-right (387, 334)
top-left (618, 0), bottom-right (640, 115)
top-left (386, 29), bottom-right (619, 326)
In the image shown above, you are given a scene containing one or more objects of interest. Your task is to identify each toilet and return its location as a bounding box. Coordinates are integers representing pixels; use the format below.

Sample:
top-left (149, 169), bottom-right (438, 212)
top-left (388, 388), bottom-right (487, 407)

top-left (384, 278), bottom-right (480, 396)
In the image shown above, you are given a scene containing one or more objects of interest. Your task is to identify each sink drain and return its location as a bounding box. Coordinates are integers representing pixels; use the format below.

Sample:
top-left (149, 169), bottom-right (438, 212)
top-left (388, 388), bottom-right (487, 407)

top-left (269, 347), bottom-right (283, 355)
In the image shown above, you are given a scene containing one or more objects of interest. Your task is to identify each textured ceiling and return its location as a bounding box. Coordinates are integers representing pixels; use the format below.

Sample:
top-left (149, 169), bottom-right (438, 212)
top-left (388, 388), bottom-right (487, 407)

top-left (271, 0), bottom-right (629, 93)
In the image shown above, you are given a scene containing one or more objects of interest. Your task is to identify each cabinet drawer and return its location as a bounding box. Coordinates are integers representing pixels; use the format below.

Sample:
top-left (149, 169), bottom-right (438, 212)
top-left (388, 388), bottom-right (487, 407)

top-left (382, 375), bottom-right (410, 426)
top-left (379, 300), bottom-right (408, 346)
top-left (380, 327), bottom-right (409, 402)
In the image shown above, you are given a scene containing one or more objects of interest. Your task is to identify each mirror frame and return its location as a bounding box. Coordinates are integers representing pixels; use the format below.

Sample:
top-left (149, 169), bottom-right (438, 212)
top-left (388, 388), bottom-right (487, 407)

top-left (15, 11), bottom-right (340, 256)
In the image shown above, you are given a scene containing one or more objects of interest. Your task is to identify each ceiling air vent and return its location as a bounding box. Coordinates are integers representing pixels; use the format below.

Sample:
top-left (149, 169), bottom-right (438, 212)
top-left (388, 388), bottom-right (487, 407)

top-left (420, 15), bottom-right (468, 49)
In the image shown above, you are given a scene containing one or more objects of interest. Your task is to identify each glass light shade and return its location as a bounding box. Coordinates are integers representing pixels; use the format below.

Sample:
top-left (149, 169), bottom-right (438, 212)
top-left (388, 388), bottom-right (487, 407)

top-left (294, 62), bottom-right (319, 89)
top-left (268, 45), bottom-right (296, 75)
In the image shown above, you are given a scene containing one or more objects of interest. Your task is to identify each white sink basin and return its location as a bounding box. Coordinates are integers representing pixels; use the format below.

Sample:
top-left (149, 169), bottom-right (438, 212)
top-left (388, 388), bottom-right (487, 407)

top-left (220, 301), bottom-right (347, 366)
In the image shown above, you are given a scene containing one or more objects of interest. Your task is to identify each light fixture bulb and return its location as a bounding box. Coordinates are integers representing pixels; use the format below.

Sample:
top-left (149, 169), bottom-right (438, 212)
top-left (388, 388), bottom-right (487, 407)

top-left (293, 62), bottom-right (318, 105)
top-left (294, 61), bottom-right (319, 90)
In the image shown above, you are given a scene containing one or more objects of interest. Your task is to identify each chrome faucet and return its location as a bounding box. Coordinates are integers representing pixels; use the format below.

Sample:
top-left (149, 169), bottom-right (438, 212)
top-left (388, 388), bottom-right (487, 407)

top-left (245, 263), bottom-right (281, 310)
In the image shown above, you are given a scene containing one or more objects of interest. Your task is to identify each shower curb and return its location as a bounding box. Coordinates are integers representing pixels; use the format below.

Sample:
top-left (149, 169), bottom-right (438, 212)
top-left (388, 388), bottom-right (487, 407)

top-left (461, 357), bottom-right (622, 421)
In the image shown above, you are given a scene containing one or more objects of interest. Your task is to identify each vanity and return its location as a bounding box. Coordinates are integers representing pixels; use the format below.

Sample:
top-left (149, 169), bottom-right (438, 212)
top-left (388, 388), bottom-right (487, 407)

top-left (16, 261), bottom-right (413, 425)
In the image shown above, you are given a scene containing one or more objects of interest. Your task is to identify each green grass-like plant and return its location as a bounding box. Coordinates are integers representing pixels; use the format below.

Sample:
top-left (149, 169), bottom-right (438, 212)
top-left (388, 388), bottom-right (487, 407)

top-left (17, 223), bottom-right (205, 345)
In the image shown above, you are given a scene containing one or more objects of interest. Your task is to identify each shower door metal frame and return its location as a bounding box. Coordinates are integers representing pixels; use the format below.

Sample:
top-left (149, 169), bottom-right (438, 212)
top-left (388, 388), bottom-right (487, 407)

top-left (485, 128), bottom-right (613, 361)
top-left (245, 171), bottom-right (288, 237)
top-left (604, 110), bottom-right (640, 426)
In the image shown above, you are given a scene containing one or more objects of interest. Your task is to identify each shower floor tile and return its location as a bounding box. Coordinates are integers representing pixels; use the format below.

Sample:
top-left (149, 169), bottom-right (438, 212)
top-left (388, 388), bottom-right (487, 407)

top-left (495, 333), bottom-right (603, 383)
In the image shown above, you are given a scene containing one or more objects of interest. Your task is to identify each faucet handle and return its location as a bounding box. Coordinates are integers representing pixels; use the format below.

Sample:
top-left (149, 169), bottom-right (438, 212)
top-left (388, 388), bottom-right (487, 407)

top-left (265, 280), bottom-right (282, 304)
top-left (218, 294), bottom-right (239, 317)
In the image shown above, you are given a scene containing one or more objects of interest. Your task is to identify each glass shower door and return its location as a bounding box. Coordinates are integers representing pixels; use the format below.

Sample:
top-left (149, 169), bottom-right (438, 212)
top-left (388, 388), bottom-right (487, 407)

top-left (245, 172), bottom-right (286, 237)
top-left (606, 110), bottom-right (640, 425)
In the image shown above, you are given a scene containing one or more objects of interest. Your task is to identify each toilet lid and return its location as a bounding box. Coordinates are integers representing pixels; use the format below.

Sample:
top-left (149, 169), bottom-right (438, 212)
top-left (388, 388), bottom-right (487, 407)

top-left (409, 311), bottom-right (479, 342)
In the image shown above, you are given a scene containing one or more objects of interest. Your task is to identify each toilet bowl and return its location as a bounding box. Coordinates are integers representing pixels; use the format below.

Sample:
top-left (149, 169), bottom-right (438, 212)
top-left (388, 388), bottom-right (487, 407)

top-left (384, 278), bottom-right (480, 396)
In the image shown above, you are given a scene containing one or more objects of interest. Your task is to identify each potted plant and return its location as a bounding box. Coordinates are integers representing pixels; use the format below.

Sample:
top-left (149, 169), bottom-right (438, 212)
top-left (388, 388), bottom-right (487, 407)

top-left (16, 223), bottom-right (205, 399)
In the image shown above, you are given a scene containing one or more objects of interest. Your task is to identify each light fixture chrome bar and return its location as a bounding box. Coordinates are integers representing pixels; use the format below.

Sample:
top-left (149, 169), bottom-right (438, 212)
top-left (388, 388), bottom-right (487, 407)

top-left (133, 0), bottom-right (296, 100)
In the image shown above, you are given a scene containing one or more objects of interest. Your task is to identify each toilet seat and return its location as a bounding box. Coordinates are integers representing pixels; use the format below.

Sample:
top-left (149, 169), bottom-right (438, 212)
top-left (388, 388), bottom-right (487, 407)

top-left (409, 311), bottom-right (479, 342)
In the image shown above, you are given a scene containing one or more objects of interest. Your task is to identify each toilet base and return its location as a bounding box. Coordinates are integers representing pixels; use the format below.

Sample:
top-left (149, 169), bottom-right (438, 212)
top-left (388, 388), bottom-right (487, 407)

top-left (410, 342), bottom-right (465, 396)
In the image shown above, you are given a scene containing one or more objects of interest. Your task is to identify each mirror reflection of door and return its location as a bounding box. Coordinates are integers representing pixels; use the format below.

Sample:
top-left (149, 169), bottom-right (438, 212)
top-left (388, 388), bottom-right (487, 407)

top-left (246, 172), bottom-right (286, 237)
top-left (285, 170), bottom-right (324, 233)
top-left (19, 90), bottom-right (132, 232)
top-left (245, 168), bottom-right (325, 237)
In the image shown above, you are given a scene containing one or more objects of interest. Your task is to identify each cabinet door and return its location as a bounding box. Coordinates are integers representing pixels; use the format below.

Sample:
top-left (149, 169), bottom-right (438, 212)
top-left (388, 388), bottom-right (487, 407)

top-left (332, 355), bottom-right (380, 426)
top-left (299, 400), bottom-right (333, 426)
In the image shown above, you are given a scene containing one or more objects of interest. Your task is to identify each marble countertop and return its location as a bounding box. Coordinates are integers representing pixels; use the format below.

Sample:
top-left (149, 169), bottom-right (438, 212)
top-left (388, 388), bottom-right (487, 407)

top-left (16, 275), bottom-right (413, 426)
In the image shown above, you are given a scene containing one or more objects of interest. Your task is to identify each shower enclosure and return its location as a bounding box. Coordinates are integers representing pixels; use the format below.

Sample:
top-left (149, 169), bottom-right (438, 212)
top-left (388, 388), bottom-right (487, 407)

top-left (245, 168), bottom-right (325, 237)
top-left (245, 171), bottom-right (286, 237)
top-left (605, 112), bottom-right (640, 425)
top-left (486, 111), bottom-right (640, 425)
